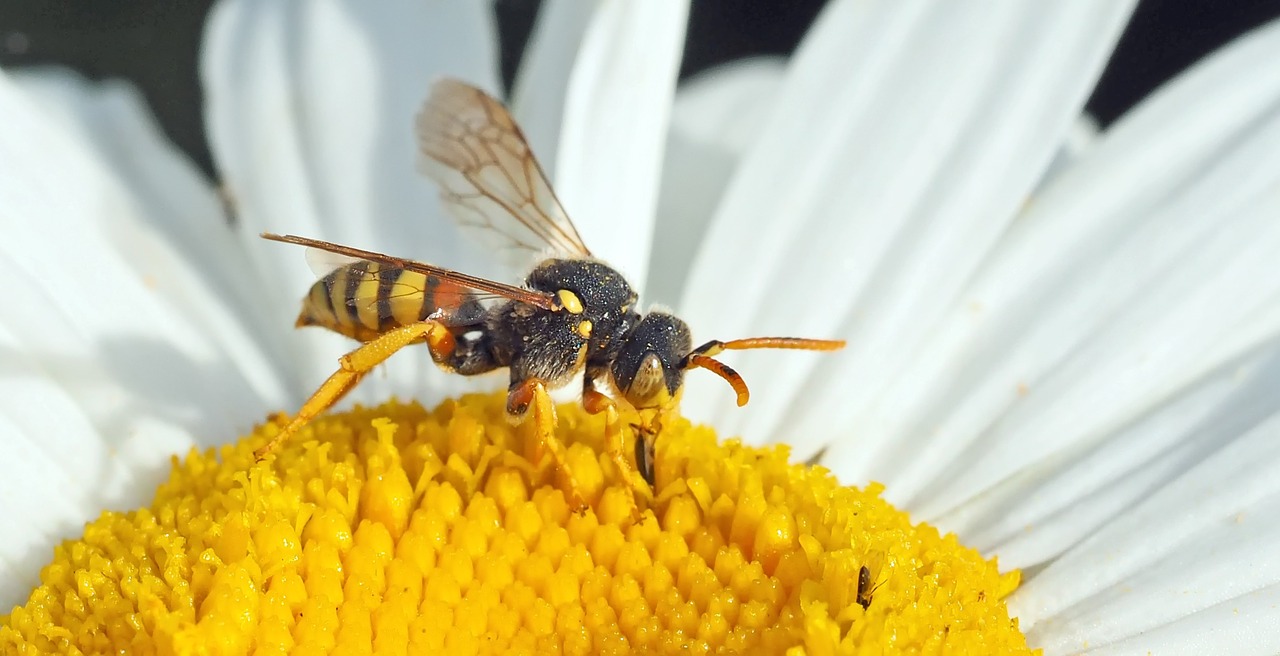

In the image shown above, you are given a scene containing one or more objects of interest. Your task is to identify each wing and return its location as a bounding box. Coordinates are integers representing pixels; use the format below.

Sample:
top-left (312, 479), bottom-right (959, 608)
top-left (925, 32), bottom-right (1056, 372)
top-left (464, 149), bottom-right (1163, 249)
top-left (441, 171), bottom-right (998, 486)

top-left (265, 233), bottom-right (557, 312)
top-left (417, 78), bottom-right (592, 267)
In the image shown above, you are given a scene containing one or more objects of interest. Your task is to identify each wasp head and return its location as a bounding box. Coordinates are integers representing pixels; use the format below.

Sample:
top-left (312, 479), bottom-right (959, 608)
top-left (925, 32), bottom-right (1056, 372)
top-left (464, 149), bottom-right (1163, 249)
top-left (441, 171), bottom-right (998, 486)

top-left (610, 312), bottom-right (692, 410)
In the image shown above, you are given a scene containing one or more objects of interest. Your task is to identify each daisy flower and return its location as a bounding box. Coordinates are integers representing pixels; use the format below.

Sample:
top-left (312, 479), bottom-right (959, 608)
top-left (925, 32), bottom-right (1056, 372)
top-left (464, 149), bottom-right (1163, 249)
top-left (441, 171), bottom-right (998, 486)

top-left (3, 1), bottom-right (1280, 654)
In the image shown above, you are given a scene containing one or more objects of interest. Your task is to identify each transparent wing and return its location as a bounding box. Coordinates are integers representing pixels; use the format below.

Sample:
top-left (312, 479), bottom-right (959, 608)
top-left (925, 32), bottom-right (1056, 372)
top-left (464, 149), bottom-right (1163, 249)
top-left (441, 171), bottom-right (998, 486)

top-left (304, 246), bottom-right (362, 278)
top-left (417, 78), bottom-right (592, 267)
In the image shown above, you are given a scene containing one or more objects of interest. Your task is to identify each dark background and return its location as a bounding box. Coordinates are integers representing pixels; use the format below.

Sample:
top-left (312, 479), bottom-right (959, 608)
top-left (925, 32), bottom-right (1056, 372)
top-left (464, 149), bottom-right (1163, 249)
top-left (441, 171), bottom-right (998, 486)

top-left (2, 0), bottom-right (1279, 181)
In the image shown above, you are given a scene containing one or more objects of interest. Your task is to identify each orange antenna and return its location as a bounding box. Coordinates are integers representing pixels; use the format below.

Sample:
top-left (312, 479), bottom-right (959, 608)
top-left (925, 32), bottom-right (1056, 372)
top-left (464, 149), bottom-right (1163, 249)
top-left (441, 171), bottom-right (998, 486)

top-left (686, 354), bottom-right (750, 406)
top-left (681, 336), bottom-right (845, 406)
top-left (690, 337), bottom-right (846, 359)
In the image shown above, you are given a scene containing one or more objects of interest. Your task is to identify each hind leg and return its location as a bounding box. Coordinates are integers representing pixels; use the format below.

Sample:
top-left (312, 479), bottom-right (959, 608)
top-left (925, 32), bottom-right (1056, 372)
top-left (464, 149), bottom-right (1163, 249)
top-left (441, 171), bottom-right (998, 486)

top-left (254, 320), bottom-right (455, 460)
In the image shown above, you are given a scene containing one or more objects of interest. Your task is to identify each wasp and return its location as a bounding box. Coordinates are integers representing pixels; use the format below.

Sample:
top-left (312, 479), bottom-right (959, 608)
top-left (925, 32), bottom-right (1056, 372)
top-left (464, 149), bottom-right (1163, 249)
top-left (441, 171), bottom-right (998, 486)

top-left (255, 78), bottom-right (844, 508)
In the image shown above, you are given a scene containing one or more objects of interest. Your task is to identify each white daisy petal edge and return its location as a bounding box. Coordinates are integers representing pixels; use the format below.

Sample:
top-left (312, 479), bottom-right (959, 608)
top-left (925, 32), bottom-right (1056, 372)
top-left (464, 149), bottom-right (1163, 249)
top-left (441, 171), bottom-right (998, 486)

top-left (553, 0), bottom-right (690, 290)
top-left (678, 0), bottom-right (1136, 456)
top-left (1037, 114), bottom-right (1101, 193)
top-left (201, 0), bottom-right (500, 404)
top-left (0, 68), bottom-right (279, 607)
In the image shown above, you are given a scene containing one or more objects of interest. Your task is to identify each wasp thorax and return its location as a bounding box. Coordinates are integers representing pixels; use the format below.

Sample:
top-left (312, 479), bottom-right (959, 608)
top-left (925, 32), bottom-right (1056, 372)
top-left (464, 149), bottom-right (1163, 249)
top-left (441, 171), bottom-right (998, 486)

top-left (527, 258), bottom-right (640, 356)
top-left (611, 312), bottom-right (692, 410)
top-left (527, 259), bottom-right (636, 314)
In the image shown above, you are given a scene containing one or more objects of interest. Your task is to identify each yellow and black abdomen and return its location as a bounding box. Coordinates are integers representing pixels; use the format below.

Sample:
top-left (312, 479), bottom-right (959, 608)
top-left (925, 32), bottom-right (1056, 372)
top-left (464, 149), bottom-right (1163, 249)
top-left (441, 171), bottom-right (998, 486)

top-left (296, 261), bottom-right (479, 342)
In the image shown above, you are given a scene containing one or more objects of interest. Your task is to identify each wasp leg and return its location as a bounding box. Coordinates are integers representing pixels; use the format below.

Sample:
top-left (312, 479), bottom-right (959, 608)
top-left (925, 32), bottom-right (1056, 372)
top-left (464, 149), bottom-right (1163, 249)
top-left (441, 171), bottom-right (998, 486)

top-left (254, 320), bottom-right (456, 461)
top-left (582, 389), bottom-right (654, 508)
top-left (634, 420), bottom-right (659, 489)
top-left (507, 378), bottom-right (589, 512)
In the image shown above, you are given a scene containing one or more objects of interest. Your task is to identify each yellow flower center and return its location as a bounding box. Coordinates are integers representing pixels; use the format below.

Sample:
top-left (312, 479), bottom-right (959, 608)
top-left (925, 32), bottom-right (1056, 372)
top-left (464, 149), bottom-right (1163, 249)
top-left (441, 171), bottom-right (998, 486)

top-left (1, 393), bottom-right (1033, 655)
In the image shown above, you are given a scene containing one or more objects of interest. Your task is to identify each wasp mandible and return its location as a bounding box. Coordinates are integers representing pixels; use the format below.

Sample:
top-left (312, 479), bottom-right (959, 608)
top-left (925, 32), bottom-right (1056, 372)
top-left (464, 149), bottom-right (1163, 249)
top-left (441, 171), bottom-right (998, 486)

top-left (255, 79), bottom-right (845, 508)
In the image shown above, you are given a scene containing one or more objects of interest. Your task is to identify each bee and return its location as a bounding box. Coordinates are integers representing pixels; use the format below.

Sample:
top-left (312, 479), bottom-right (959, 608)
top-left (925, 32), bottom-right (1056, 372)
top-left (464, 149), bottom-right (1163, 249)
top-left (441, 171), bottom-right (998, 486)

top-left (255, 78), bottom-right (845, 508)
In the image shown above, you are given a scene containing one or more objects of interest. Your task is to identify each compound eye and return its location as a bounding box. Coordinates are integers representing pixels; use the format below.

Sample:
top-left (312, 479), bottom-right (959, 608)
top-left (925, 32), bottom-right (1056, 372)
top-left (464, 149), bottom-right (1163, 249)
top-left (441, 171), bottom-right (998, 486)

top-left (620, 352), bottom-right (671, 409)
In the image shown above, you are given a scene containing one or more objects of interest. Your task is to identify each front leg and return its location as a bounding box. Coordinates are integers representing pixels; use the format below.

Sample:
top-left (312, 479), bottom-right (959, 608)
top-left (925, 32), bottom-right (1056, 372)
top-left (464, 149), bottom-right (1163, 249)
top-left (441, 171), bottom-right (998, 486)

top-left (581, 372), bottom-right (654, 504)
top-left (507, 377), bottom-right (589, 512)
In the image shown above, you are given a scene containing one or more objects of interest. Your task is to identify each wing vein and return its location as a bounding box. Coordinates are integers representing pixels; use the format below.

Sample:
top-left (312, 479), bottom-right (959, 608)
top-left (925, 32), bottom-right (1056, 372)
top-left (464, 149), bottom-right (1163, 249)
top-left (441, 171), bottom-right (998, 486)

top-left (416, 78), bottom-right (593, 270)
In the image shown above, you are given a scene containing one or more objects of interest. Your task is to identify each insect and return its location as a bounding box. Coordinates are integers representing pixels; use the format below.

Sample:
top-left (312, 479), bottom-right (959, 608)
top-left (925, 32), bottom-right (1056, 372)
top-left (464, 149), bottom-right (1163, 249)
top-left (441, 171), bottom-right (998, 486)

top-left (856, 565), bottom-right (875, 610)
top-left (254, 78), bottom-right (845, 508)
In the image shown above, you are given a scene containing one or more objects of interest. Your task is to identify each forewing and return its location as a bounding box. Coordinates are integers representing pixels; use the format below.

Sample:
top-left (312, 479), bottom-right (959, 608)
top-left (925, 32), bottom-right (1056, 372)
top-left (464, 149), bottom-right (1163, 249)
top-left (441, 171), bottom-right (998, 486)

top-left (265, 233), bottom-right (557, 312)
top-left (417, 78), bottom-right (592, 267)
top-left (304, 246), bottom-right (362, 278)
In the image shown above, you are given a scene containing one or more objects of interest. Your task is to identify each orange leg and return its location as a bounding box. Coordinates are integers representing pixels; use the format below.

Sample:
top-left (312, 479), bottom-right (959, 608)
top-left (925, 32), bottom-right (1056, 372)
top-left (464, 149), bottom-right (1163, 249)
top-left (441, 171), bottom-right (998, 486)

top-left (583, 390), bottom-right (654, 506)
top-left (508, 378), bottom-right (589, 512)
top-left (254, 320), bottom-right (455, 461)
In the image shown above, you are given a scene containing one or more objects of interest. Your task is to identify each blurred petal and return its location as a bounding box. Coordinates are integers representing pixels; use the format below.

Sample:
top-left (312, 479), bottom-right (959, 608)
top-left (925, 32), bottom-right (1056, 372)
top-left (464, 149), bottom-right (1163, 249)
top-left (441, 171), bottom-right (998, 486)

top-left (511, 0), bottom-right (598, 180)
top-left (680, 1), bottom-right (1135, 454)
top-left (201, 0), bottom-right (499, 402)
top-left (554, 0), bottom-right (689, 289)
top-left (0, 69), bottom-right (277, 605)
top-left (1037, 114), bottom-right (1100, 192)
top-left (11, 67), bottom-right (292, 402)
top-left (668, 58), bottom-right (787, 154)
top-left (647, 58), bottom-right (786, 307)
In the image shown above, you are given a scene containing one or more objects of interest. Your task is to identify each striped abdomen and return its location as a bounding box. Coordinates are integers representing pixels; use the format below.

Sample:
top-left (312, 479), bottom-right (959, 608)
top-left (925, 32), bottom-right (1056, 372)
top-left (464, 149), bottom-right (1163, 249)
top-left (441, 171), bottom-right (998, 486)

top-left (296, 261), bottom-right (481, 342)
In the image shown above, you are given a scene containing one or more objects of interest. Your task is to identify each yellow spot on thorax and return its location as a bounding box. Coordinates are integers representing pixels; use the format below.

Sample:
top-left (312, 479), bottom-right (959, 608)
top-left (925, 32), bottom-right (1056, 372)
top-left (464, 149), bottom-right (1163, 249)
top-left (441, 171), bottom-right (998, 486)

top-left (557, 289), bottom-right (584, 314)
top-left (1, 393), bottom-right (1035, 655)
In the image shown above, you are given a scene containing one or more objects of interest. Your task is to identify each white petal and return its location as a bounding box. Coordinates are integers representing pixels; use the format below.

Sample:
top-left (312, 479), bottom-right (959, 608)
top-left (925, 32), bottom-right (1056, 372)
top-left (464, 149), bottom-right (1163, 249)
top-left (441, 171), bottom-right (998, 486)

top-left (1010, 408), bottom-right (1280, 654)
top-left (201, 0), bottom-right (500, 402)
top-left (0, 69), bottom-right (272, 606)
top-left (553, 0), bottom-right (690, 290)
top-left (647, 58), bottom-right (786, 307)
top-left (835, 16), bottom-right (1280, 520)
top-left (679, 1), bottom-right (1135, 460)
top-left (0, 69), bottom-right (283, 435)
top-left (952, 340), bottom-right (1280, 569)
top-left (1050, 587), bottom-right (1280, 656)
top-left (0, 325), bottom-right (124, 604)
